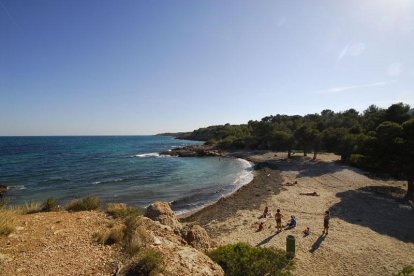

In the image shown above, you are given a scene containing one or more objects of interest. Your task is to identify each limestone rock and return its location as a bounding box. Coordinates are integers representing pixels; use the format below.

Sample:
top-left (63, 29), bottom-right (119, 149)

top-left (145, 202), bottom-right (181, 230)
top-left (182, 225), bottom-right (213, 251)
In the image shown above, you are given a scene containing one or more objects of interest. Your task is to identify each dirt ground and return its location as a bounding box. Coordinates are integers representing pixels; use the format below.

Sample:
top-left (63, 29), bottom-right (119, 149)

top-left (0, 211), bottom-right (121, 276)
top-left (186, 152), bottom-right (414, 276)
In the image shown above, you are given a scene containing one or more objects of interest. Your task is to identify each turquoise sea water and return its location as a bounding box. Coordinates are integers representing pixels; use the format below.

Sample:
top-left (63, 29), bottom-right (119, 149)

top-left (0, 136), bottom-right (253, 214)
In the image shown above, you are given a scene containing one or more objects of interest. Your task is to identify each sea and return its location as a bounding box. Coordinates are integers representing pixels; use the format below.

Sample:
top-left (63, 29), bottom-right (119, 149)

top-left (0, 136), bottom-right (254, 214)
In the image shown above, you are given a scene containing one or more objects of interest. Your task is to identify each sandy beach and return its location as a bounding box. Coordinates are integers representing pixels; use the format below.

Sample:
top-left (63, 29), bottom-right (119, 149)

top-left (183, 151), bottom-right (414, 275)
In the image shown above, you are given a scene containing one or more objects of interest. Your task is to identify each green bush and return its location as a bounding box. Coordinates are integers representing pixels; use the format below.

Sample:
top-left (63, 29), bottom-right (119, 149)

top-left (125, 249), bottom-right (163, 276)
top-left (349, 154), bottom-right (366, 167)
top-left (395, 266), bottom-right (414, 276)
top-left (42, 197), bottom-right (59, 212)
top-left (208, 242), bottom-right (293, 276)
top-left (66, 196), bottom-right (100, 212)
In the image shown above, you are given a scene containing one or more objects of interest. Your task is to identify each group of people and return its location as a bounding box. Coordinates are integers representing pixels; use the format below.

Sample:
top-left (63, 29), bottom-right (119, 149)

top-left (258, 206), bottom-right (330, 235)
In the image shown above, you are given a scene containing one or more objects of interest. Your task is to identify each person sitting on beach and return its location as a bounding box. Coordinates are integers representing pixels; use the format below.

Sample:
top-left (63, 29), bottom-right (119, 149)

top-left (261, 206), bottom-right (271, 218)
top-left (300, 191), bottom-right (320, 196)
top-left (303, 227), bottom-right (310, 236)
top-left (285, 215), bottom-right (297, 229)
top-left (257, 218), bottom-right (266, 232)
top-left (275, 209), bottom-right (283, 232)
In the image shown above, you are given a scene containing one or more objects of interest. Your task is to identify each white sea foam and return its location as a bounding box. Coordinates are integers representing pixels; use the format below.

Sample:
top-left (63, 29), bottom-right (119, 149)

top-left (174, 158), bottom-right (255, 216)
top-left (233, 159), bottom-right (254, 187)
top-left (135, 152), bottom-right (160, 158)
top-left (9, 185), bottom-right (26, 190)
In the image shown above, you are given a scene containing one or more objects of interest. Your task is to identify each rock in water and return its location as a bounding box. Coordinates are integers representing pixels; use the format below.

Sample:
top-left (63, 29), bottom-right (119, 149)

top-left (145, 201), bottom-right (182, 230)
top-left (0, 184), bottom-right (8, 198)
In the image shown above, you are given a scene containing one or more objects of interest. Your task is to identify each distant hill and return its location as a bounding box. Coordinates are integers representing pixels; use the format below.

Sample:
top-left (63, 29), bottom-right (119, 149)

top-left (156, 132), bottom-right (193, 139)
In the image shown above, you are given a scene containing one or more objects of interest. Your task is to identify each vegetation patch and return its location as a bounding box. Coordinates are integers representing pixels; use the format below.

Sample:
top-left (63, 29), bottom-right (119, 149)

top-left (66, 196), bottom-right (100, 212)
top-left (41, 197), bottom-right (60, 212)
top-left (0, 209), bottom-right (15, 236)
top-left (106, 203), bottom-right (144, 218)
top-left (208, 242), bottom-right (293, 276)
top-left (395, 265), bottom-right (414, 276)
top-left (124, 249), bottom-right (164, 276)
top-left (93, 226), bottom-right (125, 245)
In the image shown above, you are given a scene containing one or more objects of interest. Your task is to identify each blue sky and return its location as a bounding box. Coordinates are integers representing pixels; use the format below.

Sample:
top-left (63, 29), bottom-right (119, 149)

top-left (1, 0), bottom-right (413, 135)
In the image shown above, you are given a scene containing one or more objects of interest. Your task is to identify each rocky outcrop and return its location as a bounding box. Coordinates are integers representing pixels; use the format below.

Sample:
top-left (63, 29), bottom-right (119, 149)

top-left (137, 202), bottom-right (222, 275)
top-left (181, 224), bottom-right (214, 251)
top-left (160, 145), bottom-right (223, 157)
top-left (119, 216), bottom-right (224, 276)
top-left (0, 184), bottom-right (8, 198)
top-left (145, 202), bottom-right (182, 230)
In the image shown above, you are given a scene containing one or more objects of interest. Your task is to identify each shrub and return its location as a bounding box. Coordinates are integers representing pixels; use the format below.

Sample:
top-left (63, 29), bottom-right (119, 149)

top-left (208, 242), bottom-right (293, 276)
top-left (66, 196), bottom-right (100, 212)
top-left (106, 203), bottom-right (143, 219)
top-left (124, 249), bottom-right (163, 276)
top-left (123, 215), bottom-right (152, 256)
top-left (349, 154), bottom-right (367, 168)
top-left (395, 266), bottom-right (414, 276)
top-left (93, 226), bottom-right (125, 245)
top-left (42, 197), bottom-right (59, 212)
top-left (0, 209), bottom-right (15, 236)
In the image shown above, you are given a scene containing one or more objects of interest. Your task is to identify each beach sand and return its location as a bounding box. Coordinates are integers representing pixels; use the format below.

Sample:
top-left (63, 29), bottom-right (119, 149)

top-left (183, 151), bottom-right (414, 276)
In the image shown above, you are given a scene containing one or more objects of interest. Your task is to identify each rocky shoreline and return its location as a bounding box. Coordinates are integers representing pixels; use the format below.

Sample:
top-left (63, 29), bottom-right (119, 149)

top-left (160, 144), bottom-right (224, 157)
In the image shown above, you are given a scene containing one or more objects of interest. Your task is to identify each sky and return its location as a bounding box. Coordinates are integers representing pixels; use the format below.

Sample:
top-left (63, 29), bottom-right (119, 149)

top-left (1, 0), bottom-right (413, 135)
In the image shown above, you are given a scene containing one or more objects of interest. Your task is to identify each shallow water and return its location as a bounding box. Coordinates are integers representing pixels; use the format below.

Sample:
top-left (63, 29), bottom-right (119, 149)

top-left (0, 136), bottom-right (253, 213)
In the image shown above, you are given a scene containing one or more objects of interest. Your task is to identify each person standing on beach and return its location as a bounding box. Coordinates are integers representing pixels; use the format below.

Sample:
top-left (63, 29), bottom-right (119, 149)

top-left (322, 210), bottom-right (330, 235)
top-left (275, 209), bottom-right (283, 232)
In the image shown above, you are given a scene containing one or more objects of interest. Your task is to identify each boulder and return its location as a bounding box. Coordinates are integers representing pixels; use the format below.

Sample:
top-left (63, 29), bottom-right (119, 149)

top-left (182, 225), bottom-right (214, 251)
top-left (145, 202), bottom-right (181, 230)
top-left (0, 184), bottom-right (8, 198)
top-left (117, 217), bottom-right (224, 276)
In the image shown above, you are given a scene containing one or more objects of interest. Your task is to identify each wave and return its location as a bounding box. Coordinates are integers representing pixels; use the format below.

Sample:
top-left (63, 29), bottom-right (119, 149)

top-left (92, 178), bottom-right (124, 185)
top-left (232, 158), bottom-right (254, 187)
top-left (172, 158), bottom-right (255, 215)
top-left (9, 185), bottom-right (26, 190)
top-left (135, 152), bottom-right (160, 158)
top-left (133, 152), bottom-right (172, 158)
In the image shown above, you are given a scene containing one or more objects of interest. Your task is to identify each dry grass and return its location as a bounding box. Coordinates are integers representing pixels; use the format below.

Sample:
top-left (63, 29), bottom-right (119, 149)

top-left (0, 209), bottom-right (16, 236)
top-left (5, 202), bottom-right (42, 215)
top-left (122, 215), bottom-right (153, 256)
top-left (106, 203), bottom-right (143, 219)
top-left (66, 196), bottom-right (100, 212)
top-left (93, 226), bottom-right (125, 245)
top-left (41, 197), bottom-right (60, 212)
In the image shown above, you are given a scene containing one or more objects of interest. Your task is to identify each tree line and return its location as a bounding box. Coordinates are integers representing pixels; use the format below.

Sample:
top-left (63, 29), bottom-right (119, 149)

top-left (182, 103), bottom-right (414, 200)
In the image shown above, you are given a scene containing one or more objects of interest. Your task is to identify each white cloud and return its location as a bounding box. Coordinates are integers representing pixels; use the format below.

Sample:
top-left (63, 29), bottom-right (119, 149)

top-left (336, 42), bottom-right (365, 61)
top-left (318, 81), bottom-right (392, 94)
top-left (387, 62), bottom-right (403, 77)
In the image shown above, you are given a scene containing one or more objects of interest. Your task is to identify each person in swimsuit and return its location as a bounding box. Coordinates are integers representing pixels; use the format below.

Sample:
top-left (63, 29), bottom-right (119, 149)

top-left (275, 209), bottom-right (283, 232)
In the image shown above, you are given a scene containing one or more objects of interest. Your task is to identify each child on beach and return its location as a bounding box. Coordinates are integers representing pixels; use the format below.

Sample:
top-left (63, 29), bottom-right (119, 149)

top-left (285, 215), bottom-right (297, 229)
top-left (303, 227), bottom-right (310, 236)
top-left (322, 210), bottom-right (330, 235)
top-left (262, 206), bottom-right (269, 218)
top-left (275, 209), bottom-right (283, 232)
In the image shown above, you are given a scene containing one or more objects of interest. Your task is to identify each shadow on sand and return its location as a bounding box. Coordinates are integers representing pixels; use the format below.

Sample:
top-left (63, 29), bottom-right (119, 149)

top-left (256, 232), bottom-right (279, 247)
top-left (331, 187), bottom-right (414, 243)
top-left (309, 234), bottom-right (326, 253)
